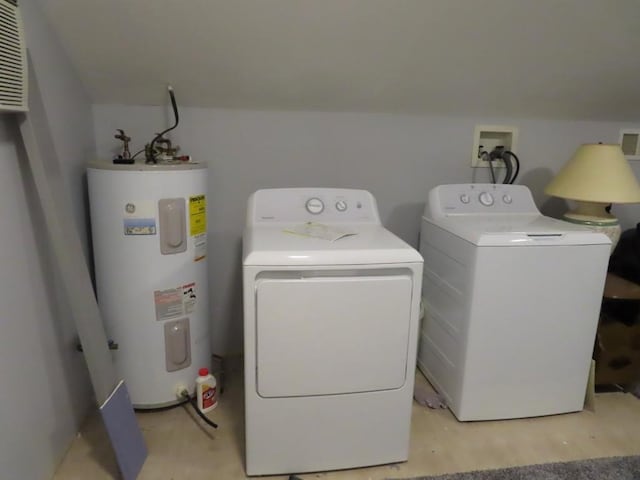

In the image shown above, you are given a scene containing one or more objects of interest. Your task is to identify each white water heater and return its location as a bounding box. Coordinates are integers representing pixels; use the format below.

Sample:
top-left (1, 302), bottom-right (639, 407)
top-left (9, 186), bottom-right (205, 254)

top-left (88, 160), bottom-right (210, 408)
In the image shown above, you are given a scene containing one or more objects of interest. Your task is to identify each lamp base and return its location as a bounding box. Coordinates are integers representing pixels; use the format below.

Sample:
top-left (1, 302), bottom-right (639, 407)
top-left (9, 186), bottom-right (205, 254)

top-left (562, 201), bottom-right (620, 251)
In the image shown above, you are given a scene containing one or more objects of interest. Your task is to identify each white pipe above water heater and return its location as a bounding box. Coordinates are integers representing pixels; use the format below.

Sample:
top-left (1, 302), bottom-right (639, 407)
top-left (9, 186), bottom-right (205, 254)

top-left (88, 160), bottom-right (210, 408)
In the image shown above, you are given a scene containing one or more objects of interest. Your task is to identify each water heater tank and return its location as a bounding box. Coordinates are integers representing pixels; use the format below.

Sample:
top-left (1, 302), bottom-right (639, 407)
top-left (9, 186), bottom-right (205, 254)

top-left (88, 160), bottom-right (210, 408)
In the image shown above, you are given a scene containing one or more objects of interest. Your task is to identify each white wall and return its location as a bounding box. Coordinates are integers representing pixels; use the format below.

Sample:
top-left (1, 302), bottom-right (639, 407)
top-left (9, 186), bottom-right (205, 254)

top-left (0, 2), bottom-right (96, 479)
top-left (23, 0), bottom-right (97, 260)
top-left (43, 0), bottom-right (640, 121)
top-left (93, 106), bottom-right (640, 354)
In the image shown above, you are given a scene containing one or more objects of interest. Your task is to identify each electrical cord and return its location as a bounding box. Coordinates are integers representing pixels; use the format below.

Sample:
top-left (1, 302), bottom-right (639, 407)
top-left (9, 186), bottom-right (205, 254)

top-left (503, 150), bottom-right (520, 184)
top-left (134, 389), bottom-right (218, 429)
top-left (180, 389), bottom-right (219, 429)
top-left (130, 148), bottom-right (145, 160)
top-left (146, 85), bottom-right (180, 164)
top-left (134, 397), bottom-right (190, 413)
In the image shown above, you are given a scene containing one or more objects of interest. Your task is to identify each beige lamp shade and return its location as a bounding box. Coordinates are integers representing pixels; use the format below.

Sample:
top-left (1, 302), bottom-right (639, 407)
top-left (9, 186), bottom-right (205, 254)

top-left (545, 144), bottom-right (640, 203)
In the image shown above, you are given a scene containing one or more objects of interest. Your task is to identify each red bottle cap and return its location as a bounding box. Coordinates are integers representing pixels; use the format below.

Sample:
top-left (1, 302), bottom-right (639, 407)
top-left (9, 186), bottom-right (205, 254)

top-left (198, 368), bottom-right (209, 376)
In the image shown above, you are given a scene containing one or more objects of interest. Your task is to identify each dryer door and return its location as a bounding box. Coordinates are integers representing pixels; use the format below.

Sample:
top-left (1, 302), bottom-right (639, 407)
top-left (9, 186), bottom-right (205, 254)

top-left (255, 271), bottom-right (413, 397)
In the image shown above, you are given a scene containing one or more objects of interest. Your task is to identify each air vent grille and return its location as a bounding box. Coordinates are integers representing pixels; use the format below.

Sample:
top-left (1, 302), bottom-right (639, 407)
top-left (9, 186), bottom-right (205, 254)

top-left (0, 0), bottom-right (27, 112)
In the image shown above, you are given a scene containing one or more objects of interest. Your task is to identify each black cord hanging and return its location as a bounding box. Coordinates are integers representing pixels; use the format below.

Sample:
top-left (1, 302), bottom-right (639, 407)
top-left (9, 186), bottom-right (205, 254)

top-left (503, 151), bottom-right (520, 184)
top-left (486, 147), bottom-right (521, 184)
top-left (146, 86), bottom-right (180, 164)
top-left (481, 151), bottom-right (497, 184)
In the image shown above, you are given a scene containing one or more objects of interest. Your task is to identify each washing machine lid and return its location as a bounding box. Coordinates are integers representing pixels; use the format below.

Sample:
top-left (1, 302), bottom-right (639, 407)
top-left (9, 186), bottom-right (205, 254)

top-left (426, 213), bottom-right (611, 246)
top-left (243, 225), bottom-right (423, 266)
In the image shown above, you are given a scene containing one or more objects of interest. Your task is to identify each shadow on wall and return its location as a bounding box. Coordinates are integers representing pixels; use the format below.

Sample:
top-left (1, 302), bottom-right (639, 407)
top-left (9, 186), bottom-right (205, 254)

top-left (386, 202), bottom-right (425, 248)
top-left (518, 167), bottom-right (569, 219)
top-left (208, 233), bottom-right (244, 355)
top-left (228, 236), bottom-right (244, 352)
top-left (13, 121), bottom-right (94, 466)
top-left (82, 170), bottom-right (97, 288)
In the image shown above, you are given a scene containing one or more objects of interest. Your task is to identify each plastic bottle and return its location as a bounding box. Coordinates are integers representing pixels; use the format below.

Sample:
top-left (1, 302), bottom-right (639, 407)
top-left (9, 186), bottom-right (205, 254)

top-left (196, 367), bottom-right (217, 413)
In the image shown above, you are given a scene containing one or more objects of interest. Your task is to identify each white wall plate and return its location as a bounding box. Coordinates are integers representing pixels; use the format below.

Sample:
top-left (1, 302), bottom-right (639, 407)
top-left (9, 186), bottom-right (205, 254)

top-left (471, 125), bottom-right (519, 168)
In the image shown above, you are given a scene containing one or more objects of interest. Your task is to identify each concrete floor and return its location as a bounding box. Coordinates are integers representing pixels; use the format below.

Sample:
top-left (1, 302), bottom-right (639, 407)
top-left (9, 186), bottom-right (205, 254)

top-left (54, 366), bottom-right (640, 480)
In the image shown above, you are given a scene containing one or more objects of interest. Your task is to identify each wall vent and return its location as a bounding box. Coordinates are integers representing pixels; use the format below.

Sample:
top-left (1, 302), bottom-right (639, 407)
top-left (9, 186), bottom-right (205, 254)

top-left (0, 0), bottom-right (27, 112)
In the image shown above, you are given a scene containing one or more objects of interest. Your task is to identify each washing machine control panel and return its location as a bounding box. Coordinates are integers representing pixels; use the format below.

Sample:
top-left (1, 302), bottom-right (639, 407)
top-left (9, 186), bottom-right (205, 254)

top-left (478, 191), bottom-right (494, 206)
top-left (429, 184), bottom-right (539, 216)
top-left (250, 188), bottom-right (381, 224)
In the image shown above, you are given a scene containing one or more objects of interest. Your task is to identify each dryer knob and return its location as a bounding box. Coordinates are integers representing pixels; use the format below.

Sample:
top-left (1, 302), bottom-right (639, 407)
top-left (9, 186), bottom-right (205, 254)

top-left (305, 197), bottom-right (325, 214)
top-left (479, 192), bottom-right (494, 206)
top-left (459, 194), bottom-right (470, 204)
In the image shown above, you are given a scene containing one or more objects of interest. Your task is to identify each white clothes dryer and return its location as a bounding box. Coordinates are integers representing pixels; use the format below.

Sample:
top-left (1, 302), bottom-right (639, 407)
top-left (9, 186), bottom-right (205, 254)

top-left (243, 188), bottom-right (423, 476)
top-left (418, 184), bottom-right (610, 421)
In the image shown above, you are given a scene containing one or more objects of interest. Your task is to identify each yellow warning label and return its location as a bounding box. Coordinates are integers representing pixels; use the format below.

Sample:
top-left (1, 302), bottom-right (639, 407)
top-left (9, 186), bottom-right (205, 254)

top-left (189, 195), bottom-right (206, 236)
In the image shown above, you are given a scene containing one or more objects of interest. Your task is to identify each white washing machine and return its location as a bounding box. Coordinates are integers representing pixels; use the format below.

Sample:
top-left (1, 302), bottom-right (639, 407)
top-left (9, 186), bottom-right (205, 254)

top-left (418, 184), bottom-right (610, 421)
top-left (243, 188), bottom-right (423, 476)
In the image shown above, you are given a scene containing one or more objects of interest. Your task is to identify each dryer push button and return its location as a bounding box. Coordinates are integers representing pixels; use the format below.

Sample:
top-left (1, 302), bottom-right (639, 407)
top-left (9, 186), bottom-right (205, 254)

top-left (305, 197), bottom-right (325, 214)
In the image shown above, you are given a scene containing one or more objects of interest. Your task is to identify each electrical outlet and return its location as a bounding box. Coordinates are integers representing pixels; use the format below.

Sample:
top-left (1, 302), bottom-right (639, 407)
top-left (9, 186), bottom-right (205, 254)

top-left (471, 125), bottom-right (518, 168)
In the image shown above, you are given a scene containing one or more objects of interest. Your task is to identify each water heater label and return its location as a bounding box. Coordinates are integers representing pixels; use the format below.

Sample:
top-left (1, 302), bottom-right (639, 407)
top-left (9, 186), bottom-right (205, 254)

top-left (182, 282), bottom-right (197, 314)
top-left (123, 200), bottom-right (157, 236)
top-left (189, 195), bottom-right (206, 236)
top-left (154, 287), bottom-right (184, 321)
top-left (154, 282), bottom-right (198, 320)
top-left (124, 218), bottom-right (156, 235)
top-left (194, 233), bottom-right (206, 262)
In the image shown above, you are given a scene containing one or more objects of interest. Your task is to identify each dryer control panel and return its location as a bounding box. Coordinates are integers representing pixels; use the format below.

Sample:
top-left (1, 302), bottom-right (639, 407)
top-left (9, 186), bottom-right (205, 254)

top-left (247, 188), bottom-right (381, 225)
top-left (428, 184), bottom-right (539, 217)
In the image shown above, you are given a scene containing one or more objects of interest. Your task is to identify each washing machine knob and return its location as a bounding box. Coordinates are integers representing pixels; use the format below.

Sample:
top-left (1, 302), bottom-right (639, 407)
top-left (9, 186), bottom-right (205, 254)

top-left (305, 197), bottom-right (325, 214)
top-left (459, 194), bottom-right (470, 204)
top-left (335, 200), bottom-right (348, 212)
top-left (502, 194), bottom-right (513, 204)
top-left (478, 192), bottom-right (494, 206)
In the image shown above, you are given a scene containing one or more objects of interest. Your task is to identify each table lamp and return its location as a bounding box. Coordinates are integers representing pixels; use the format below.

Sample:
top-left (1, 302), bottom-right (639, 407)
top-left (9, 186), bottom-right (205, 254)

top-left (545, 143), bottom-right (640, 250)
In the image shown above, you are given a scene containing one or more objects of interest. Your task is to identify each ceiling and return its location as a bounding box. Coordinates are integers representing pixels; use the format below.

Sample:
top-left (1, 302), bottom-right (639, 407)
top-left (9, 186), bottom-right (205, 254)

top-left (42, 0), bottom-right (640, 120)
